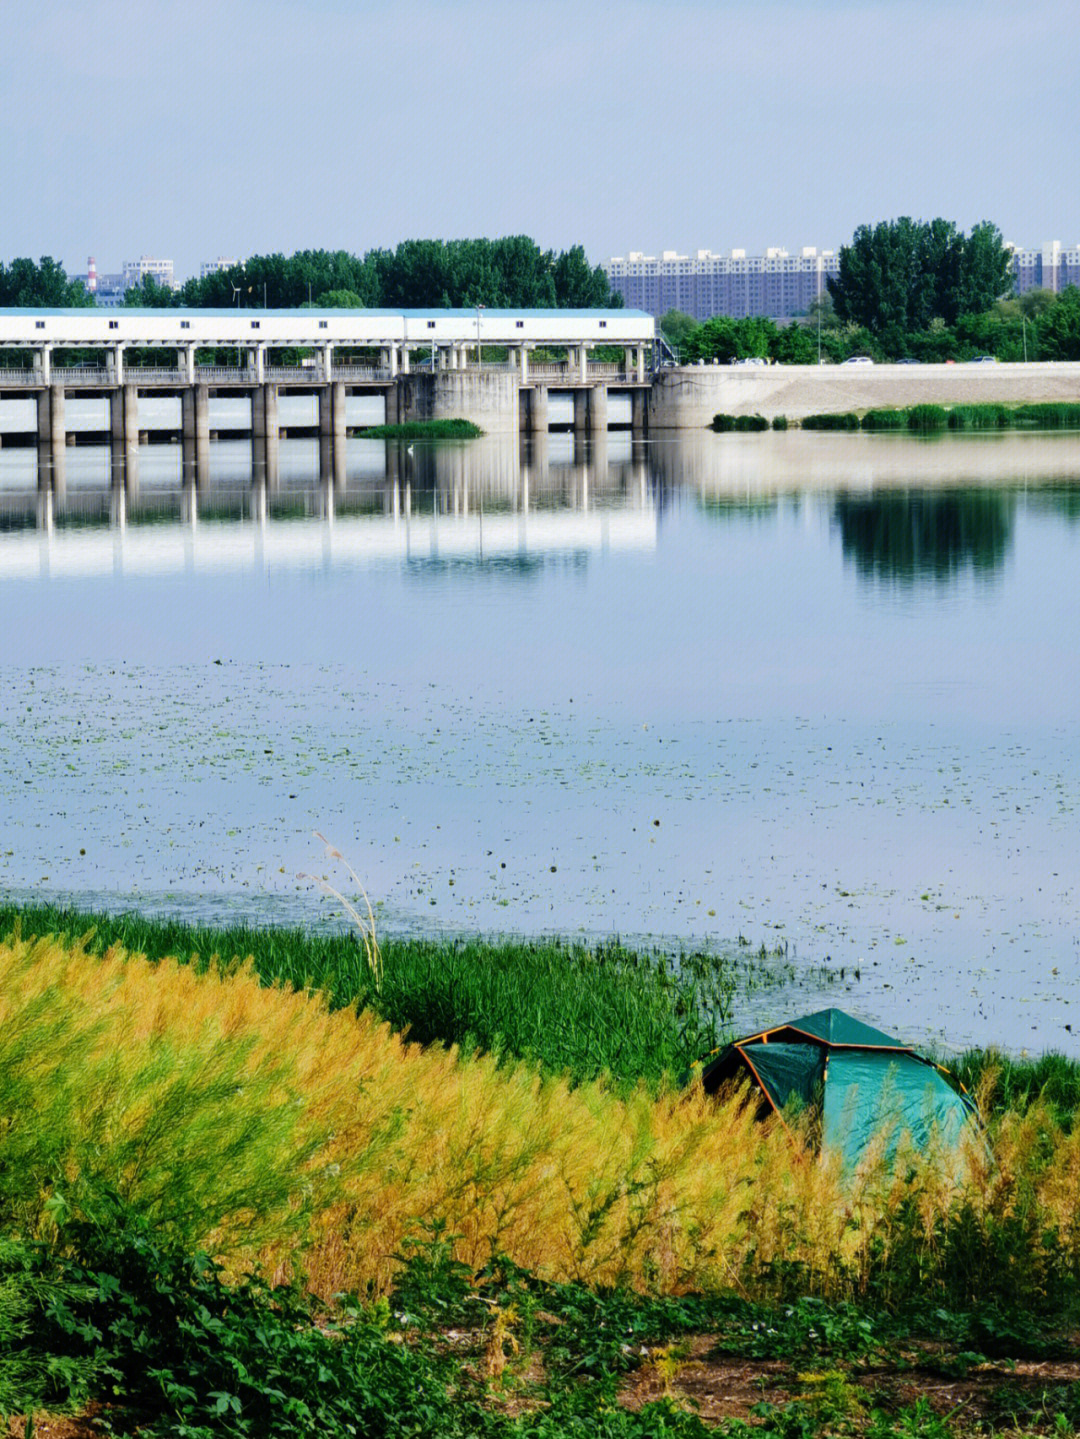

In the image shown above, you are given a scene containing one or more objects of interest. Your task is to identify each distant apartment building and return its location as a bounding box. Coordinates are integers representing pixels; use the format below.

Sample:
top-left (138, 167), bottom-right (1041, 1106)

top-left (606, 247), bottom-right (840, 322)
top-left (199, 257), bottom-right (239, 279)
top-left (1009, 241), bottom-right (1080, 295)
top-left (122, 256), bottom-right (176, 290)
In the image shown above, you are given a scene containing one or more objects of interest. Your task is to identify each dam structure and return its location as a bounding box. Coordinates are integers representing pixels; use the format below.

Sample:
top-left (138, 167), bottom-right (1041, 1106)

top-left (0, 307), bottom-right (654, 492)
top-left (4, 308), bottom-right (1080, 499)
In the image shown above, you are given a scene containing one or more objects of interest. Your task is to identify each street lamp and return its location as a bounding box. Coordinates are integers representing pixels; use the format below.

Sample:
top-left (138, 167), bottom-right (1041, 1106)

top-left (232, 283), bottom-right (241, 370)
top-left (476, 303), bottom-right (485, 371)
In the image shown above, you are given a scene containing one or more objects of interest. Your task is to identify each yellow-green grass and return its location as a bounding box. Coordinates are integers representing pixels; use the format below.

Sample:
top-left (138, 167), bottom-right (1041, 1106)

top-left (2, 930), bottom-right (1079, 1315)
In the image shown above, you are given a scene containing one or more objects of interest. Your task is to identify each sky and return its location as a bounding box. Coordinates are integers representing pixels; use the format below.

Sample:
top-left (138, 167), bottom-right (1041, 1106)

top-left (2, 0), bottom-right (1077, 281)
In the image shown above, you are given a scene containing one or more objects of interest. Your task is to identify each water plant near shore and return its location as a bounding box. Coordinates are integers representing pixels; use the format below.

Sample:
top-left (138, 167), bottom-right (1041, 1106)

top-left (357, 418), bottom-right (483, 439)
top-left (0, 902), bottom-right (735, 1093)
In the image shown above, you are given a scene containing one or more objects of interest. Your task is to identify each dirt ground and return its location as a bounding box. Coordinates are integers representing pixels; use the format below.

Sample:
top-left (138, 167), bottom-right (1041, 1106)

top-left (620, 1338), bottom-right (1080, 1428)
top-left (9, 1344), bottom-right (1080, 1435)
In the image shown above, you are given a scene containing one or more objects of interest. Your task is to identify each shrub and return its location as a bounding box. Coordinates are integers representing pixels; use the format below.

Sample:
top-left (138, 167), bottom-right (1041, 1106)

top-left (710, 413), bottom-right (736, 431)
top-left (801, 412), bottom-right (860, 430)
top-left (1011, 402), bottom-right (1080, 430)
top-left (906, 404), bottom-right (948, 432)
top-left (947, 404), bottom-right (1010, 430)
top-left (860, 409), bottom-right (907, 431)
top-left (771, 414), bottom-right (788, 430)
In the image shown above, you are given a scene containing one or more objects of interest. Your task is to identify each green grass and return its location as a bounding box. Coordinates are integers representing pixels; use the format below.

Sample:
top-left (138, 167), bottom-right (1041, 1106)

top-left (6, 1211), bottom-right (1077, 1437)
top-left (357, 419), bottom-right (483, 439)
top-left (860, 408), bottom-right (908, 431)
top-left (711, 413), bottom-right (769, 432)
top-left (0, 904), bottom-right (734, 1094)
top-left (801, 412), bottom-right (861, 430)
top-left (906, 403), bottom-right (949, 432)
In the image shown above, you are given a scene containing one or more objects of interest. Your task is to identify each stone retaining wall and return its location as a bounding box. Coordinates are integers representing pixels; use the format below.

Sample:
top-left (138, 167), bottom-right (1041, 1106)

top-left (647, 362), bottom-right (1080, 429)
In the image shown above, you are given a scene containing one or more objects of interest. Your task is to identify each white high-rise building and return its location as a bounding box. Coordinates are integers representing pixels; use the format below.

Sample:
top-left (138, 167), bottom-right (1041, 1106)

top-left (199, 257), bottom-right (239, 279)
top-left (606, 247), bottom-right (839, 321)
top-left (121, 256), bottom-right (176, 290)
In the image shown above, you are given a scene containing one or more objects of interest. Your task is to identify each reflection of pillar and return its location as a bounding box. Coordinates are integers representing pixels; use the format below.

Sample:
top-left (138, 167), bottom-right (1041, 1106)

top-left (590, 427), bottom-right (609, 482)
top-left (37, 386), bottom-right (65, 497)
top-left (572, 389), bottom-right (589, 436)
top-left (181, 476), bottom-right (198, 530)
top-left (253, 383), bottom-right (279, 489)
top-left (122, 384), bottom-right (140, 500)
top-left (630, 387), bottom-right (647, 437)
top-left (529, 385), bottom-right (548, 434)
top-left (181, 385), bottom-right (210, 489)
top-left (589, 385), bottom-right (608, 433)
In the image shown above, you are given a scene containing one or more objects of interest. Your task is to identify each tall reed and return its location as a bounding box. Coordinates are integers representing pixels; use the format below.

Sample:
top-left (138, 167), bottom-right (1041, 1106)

top-left (5, 931), bottom-right (1080, 1315)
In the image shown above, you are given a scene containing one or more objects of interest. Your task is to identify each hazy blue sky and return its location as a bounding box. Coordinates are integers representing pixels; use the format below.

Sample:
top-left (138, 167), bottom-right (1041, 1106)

top-left (2, 0), bottom-right (1076, 279)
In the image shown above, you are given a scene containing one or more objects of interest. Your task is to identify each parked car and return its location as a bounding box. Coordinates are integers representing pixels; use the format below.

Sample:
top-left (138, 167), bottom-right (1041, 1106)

top-left (970, 355), bottom-right (999, 364)
top-left (895, 357), bottom-right (922, 365)
top-left (731, 357), bottom-right (767, 366)
top-left (841, 355), bottom-right (874, 366)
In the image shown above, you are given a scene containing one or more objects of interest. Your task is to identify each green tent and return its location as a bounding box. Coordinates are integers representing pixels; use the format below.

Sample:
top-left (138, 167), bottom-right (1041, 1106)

top-left (699, 1008), bottom-right (981, 1173)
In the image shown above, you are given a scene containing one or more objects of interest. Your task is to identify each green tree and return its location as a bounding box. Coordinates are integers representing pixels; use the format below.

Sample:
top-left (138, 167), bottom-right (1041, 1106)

top-left (658, 309), bottom-right (699, 356)
top-left (683, 315), bottom-right (777, 362)
top-left (1034, 285), bottom-right (1080, 360)
top-left (551, 244), bottom-right (621, 307)
top-left (316, 288), bottom-right (366, 308)
top-left (124, 274), bottom-right (176, 307)
top-left (0, 256), bottom-right (94, 307)
top-left (769, 321), bottom-right (818, 364)
top-left (828, 218), bottom-right (1012, 341)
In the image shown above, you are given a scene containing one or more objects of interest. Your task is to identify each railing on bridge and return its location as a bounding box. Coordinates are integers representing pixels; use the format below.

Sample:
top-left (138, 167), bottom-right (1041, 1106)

top-left (51, 367), bottom-right (112, 386)
top-left (0, 369), bottom-right (37, 386)
top-left (332, 365), bottom-right (392, 382)
top-left (124, 368), bottom-right (186, 385)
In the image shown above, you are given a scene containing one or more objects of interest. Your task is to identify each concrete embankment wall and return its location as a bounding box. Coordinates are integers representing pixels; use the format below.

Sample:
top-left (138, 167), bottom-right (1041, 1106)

top-left (648, 363), bottom-right (1080, 428)
top-left (398, 372), bottom-right (520, 435)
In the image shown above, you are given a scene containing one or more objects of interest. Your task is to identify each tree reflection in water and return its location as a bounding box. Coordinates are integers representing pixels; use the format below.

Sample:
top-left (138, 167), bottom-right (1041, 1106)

top-left (832, 489), bottom-right (1014, 583)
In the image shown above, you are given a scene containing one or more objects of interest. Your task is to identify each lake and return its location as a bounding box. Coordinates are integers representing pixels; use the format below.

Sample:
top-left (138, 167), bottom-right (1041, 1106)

top-left (1, 427), bottom-right (1078, 1056)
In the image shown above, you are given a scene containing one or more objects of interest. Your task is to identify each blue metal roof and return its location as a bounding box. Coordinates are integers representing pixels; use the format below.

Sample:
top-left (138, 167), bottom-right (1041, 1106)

top-left (0, 306), bottom-right (647, 320)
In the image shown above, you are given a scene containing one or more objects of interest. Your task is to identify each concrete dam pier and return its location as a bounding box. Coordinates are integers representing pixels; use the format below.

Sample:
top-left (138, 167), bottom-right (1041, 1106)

top-left (3, 311), bottom-right (1079, 489)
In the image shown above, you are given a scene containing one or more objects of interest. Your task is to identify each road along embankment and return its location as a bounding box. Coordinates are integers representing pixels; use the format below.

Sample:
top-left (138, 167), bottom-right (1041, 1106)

top-left (648, 362), bottom-right (1080, 428)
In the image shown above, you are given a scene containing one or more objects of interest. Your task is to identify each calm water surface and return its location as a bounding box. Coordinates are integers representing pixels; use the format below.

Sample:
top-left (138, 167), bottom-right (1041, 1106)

top-left (2, 429), bottom-right (1078, 1055)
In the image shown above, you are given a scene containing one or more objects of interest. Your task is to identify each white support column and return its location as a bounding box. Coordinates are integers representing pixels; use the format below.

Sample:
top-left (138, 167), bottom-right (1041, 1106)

top-left (520, 346), bottom-right (529, 381)
top-left (322, 342), bottom-right (333, 381)
top-left (578, 345), bottom-right (588, 382)
top-left (635, 346), bottom-right (645, 383)
top-left (389, 344), bottom-right (400, 378)
top-left (254, 343), bottom-right (266, 384)
top-left (38, 344), bottom-right (53, 385)
top-left (624, 346), bottom-right (634, 377)
top-left (182, 344), bottom-right (195, 383)
top-left (399, 346), bottom-right (410, 375)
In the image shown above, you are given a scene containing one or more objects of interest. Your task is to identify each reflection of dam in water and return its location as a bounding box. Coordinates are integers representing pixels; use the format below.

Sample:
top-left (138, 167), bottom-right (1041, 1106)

top-left (0, 430), bottom-right (657, 578)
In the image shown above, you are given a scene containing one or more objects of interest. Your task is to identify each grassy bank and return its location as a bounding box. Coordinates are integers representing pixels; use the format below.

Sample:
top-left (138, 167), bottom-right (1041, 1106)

top-left (357, 418), bottom-right (483, 439)
top-left (4, 912), bottom-right (1080, 1434)
top-left (0, 903), bottom-right (736, 1093)
top-left (792, 402), bottom-right (1080, 433)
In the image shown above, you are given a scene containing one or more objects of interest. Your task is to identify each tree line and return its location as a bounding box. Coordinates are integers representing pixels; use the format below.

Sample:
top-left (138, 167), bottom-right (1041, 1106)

top-left (662, 217), bottom-right (1080, 363)
top-left (1, 238), bottom-right (620, 311)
